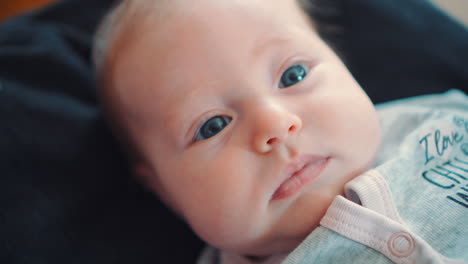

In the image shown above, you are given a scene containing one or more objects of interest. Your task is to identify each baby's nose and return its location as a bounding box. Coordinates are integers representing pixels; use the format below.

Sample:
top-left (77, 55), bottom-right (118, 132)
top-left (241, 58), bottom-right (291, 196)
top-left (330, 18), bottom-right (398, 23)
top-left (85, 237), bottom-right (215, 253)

top-left (251, 103), bottom-right (302, 154)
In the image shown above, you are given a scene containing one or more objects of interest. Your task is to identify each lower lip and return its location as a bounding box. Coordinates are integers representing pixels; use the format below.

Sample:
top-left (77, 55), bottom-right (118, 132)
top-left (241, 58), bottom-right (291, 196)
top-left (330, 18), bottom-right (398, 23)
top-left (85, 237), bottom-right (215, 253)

top-left (271, 158), bottom-right (330, 201)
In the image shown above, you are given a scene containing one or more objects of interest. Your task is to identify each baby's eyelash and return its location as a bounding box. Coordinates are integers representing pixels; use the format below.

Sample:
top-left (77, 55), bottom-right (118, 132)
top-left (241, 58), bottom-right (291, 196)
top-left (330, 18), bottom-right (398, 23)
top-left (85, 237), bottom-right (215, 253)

top-left (193, 115), bottom-right (232, 142)
top-left (278, 64), bottom-right (310, 88)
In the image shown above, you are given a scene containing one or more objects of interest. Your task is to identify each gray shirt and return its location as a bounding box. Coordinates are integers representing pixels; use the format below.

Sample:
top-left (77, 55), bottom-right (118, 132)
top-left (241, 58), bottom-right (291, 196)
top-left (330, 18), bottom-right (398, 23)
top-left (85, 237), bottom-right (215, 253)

top-left (199, 90), bottom-right (468, 264)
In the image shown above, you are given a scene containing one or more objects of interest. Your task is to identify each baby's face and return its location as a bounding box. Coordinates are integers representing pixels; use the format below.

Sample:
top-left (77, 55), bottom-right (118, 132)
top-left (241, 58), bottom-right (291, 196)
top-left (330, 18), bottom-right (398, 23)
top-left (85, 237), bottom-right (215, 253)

top-left (110, 0), bottom-right (380, 256)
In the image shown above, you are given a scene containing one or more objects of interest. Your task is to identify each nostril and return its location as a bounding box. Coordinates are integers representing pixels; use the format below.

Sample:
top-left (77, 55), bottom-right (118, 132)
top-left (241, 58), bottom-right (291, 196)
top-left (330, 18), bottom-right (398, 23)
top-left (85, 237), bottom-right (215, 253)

top-left (289, 125), bottom-right (296, 132)
top-left (267, 138), bottom-right (277, 145)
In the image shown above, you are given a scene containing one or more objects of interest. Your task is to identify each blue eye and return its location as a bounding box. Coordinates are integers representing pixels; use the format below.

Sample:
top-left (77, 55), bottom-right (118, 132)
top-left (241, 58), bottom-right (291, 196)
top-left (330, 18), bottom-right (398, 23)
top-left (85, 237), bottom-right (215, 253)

top-left (279, 64), bottom-right (309, 88)
top-left (195, 116), bottom-right (232, 141)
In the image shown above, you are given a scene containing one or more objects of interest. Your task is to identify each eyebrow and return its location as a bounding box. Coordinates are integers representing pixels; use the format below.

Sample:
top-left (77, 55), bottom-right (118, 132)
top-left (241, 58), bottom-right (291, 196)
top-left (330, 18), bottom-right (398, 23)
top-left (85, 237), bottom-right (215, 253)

top-left (251, 36), bottom-right (292, 61)
top-left (177, 86), bottom-right (217, 145)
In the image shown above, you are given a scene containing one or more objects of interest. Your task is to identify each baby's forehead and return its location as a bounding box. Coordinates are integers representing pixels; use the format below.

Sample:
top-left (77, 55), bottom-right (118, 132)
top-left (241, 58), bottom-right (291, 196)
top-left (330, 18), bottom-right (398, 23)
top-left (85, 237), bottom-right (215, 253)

top-left (109, 0), bottom-right (315, 130)
top-left (128, 0), bottom-right (312, 37)
top-left (104, 0), bottom-right (314, 76)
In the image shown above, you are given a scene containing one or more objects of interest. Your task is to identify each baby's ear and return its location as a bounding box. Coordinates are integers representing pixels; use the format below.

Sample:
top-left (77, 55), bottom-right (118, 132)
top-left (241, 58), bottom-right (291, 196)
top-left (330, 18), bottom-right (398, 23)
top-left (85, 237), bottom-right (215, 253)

top-left (132, 162), bottom-right (163, 194)
top-left (133, 162), bottom-right (167, 202)
top-left (133, 161), bottom-right (156, 182)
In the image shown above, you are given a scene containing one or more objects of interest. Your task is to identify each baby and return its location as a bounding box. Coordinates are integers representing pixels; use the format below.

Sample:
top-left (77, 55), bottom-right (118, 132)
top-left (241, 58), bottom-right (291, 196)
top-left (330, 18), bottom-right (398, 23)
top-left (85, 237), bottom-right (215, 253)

top-left (92, 0), bottom-right (468, 263)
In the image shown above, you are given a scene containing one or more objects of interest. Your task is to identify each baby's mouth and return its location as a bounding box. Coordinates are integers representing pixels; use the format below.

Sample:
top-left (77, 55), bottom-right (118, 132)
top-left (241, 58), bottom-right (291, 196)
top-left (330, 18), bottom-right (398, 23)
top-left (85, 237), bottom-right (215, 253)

top-left (271, 155), bottom-right (330, 201)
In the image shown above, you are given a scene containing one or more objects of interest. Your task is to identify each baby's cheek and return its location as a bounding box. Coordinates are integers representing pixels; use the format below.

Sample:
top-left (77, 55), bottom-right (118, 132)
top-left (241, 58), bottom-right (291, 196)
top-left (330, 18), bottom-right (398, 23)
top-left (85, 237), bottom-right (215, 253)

top-left (323, 97), bottom-right (379, 163)
top-left (177, 170), bottom-right (252, 247)
top-left (187, 197), bottom-right (255, 250)
top-left (342, 104), bottom-right (380, 168)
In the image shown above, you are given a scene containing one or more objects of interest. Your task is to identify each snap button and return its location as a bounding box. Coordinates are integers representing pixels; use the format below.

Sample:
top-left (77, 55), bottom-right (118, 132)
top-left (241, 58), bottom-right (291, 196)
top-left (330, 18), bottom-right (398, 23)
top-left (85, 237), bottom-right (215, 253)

top-left (388, 232), bottom-right (415, 257)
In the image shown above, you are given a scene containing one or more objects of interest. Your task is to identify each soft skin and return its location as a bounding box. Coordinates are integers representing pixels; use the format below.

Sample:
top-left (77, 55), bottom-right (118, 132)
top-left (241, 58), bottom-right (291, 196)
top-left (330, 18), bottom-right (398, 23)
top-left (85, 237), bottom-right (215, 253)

top-left (103, 0), bottom-right (381, 258)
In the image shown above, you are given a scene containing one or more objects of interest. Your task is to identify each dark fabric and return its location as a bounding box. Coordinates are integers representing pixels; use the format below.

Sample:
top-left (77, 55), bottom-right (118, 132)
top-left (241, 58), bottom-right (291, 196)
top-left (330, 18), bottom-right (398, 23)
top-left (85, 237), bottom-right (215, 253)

top-left (0, 0), bottom-right (466, 263)
top-left (0, 1), bottom-right (203, 263)
top-left (338, 0), bottom-right (468, 102)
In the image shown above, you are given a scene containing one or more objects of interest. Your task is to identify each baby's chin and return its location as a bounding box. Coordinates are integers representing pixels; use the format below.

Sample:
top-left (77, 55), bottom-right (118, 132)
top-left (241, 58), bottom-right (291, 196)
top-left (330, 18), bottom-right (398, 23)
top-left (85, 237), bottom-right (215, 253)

top-left (220, 223), bottom-right (314, 257)
top-left (228, 238), bottom-right (302, 259)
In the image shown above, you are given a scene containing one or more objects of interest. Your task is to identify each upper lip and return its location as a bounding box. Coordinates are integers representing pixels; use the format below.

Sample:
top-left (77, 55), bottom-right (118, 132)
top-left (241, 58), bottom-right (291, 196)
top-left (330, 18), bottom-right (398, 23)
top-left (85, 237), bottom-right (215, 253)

top-left (273, 154), bottom-right (328, 195)
top-left (283, 154), bottom-right (326, 178)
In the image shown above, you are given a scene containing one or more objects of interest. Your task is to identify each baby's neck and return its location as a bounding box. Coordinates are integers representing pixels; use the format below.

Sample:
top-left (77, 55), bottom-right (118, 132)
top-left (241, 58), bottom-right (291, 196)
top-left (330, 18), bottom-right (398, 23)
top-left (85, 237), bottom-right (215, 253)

top-left (220, 250), bottom-right (288, 264)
